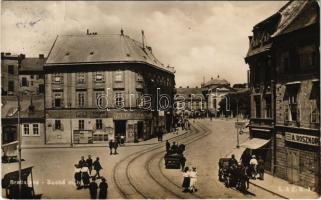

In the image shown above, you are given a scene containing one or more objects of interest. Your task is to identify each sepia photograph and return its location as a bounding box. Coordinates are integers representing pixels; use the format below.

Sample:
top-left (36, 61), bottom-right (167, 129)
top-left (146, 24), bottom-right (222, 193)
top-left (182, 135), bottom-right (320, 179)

top-left (1, 0), bottom-right (320, 199)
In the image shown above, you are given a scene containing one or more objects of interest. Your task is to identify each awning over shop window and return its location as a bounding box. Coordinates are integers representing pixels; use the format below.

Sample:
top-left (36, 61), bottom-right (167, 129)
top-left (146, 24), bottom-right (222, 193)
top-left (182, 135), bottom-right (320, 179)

top-left (228, 138), bottom-right (271, 161)
top-left (241, 138), bottom-right (270, 149)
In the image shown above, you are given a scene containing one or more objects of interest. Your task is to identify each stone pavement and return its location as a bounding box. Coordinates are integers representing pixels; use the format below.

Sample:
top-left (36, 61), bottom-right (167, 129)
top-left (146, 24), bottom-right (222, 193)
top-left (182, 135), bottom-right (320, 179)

top-left (249, 173), bottom-right (320, 199)
top-left (21, 129), bottom-right (187, 149)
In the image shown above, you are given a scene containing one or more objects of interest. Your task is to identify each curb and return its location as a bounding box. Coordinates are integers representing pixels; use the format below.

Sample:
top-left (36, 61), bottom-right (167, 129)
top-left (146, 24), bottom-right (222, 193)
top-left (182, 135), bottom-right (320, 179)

top-left (249, 180), bottom-right (288, 199)
top-left (21, 131), bottom-right (188, 149)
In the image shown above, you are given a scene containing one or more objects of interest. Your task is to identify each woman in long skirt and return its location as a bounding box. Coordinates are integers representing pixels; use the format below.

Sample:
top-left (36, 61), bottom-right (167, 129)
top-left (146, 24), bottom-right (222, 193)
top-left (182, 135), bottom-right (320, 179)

top-left (182, 167), bottom-right (190, 192)
top-left (189, 167), bottom-right (198, 193)
top-left (81, 163), bottom-right (90, 188)
top-left (74, 164), bottom-right (82, 189)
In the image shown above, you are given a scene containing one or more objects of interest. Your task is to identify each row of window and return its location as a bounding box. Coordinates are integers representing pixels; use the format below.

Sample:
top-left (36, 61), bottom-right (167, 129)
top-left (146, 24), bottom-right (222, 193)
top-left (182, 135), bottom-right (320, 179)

top-left (54, 119), bottom-right (103, 130)
top-left (23, 124), bottom-right (39, 136)
top-left (52, 71), bottom-right (127, 84)
top-left (52, 91), bottom-right (143, 108)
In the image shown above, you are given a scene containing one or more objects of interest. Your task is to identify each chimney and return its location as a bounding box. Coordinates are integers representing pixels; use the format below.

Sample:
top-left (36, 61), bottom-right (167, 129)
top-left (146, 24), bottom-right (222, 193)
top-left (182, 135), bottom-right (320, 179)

top-left (39, 54), bottom-right (44, 59)
top-left (120, 28), bottom-right (124, 36)
top-left (211, 77), bottom-right (213, 80)
top-left (187, 86), bottom-right (189, 88)
top-left (87, 29), bottom-right (89, 35)
top-left (5, 52), bottom-right (11, 56)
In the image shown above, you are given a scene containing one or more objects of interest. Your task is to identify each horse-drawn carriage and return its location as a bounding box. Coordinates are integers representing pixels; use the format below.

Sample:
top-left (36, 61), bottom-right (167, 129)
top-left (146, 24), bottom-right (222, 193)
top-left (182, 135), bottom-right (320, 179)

top-left (164, 153), bottom-right (181, 169)
top-left (218, 158), bottom-right (247, 192)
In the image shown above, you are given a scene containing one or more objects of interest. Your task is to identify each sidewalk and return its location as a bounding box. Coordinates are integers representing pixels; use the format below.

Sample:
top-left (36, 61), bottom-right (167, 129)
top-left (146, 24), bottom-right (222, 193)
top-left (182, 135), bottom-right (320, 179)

top-left (249, 173), bottom-right (320, 199)
top-left (21, 129), bottom-right (187, 149)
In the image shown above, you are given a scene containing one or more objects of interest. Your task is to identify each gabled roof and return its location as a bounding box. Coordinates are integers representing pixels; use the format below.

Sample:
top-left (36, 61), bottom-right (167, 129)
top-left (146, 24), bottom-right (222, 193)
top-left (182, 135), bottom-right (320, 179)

top-left (20, 58), bottom-right (46, 72)
top-left (45, 34), bottom-right (174, 74)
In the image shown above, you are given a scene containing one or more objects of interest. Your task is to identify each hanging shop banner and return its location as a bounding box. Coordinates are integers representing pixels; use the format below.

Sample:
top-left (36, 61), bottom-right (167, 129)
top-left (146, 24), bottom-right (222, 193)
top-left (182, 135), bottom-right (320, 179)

top-left (285, 132), bottom-right (320, 146)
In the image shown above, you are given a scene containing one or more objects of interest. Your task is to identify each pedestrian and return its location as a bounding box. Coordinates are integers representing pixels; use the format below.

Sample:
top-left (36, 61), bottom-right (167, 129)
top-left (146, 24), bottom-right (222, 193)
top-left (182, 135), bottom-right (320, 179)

top-left (89, 177), bottom-right (98, 199)
top-left (165, 140), bottom-right (170, 153)
top-left (98, 177), bottom-right (108, 199)
top-left (160, 126), bottom-right (164, 142)
top-left (249, 155), bottom-right (258, 179)
top-left (245, 165), bottom-right (251, 189)
top-left (93, 157), bottom-right (103, 179)
top-left (257, 156), bottom-right (265, 180)
top-left (78, 156), bottom-right (86, 168)
top-left (182, 167), bottom-right (190, 192)
top-left (171, 142), bottom-right (178, 154)
top-left (86, 155), bottom-right (93, 175)
top-left (180, 155), bottom-right (186, 172)
top-left (120, 135), bottom-right (125, 145)
top-left (114, 140), bottom-right (119, 154)
top-left (178, 143), bottom-right (186, 154)
top-left (108, 140), bottom-right (114, 155)
top-left (189, 167), bottom-right (198, 193)
top-left (74, 164), bottom-right (82, 189)
top-left (81, 163), bottom-right (90, 188)
top-left (187, 120), bottom-right (191, 130)
top-left (229, 154), bottom-right (238, 167)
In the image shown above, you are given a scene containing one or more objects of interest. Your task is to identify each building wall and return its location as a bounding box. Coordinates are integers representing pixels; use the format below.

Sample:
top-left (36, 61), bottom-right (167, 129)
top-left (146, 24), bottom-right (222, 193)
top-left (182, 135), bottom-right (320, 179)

top-left (20, 123), bottom-right (45, 146)
top-left (1, 57), bottom-right (19, 95)
top-left (19, 74), bottom-right (44, 95)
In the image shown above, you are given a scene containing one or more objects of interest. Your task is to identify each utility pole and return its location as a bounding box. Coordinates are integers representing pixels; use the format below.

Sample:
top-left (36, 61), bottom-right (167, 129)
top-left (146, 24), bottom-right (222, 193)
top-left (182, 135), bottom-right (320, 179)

top-left (236, 99), bottom-right (240, 148)
top-left (17, 56), bottom-right (22, 198)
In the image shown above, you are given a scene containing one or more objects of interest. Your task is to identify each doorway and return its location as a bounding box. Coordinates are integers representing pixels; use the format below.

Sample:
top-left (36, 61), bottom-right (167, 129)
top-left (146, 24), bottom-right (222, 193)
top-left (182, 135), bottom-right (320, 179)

top-left (114, 120), bottom-right (126, 138)
top-left (287, 149), bottom-right (300, 184)
top-left (137, 121), bottom-right (144, 139)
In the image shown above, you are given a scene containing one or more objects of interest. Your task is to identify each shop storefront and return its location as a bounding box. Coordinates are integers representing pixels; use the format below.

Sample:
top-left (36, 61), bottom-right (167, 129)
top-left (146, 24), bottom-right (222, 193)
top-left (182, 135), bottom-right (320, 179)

top-left (275, 130), bottom-right (320, 192)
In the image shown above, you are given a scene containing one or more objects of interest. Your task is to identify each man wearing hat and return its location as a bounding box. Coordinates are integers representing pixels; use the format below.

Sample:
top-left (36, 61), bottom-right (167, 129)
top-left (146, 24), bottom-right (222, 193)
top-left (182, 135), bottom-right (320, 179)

top-left (249, 155), bottom-right (258, 179)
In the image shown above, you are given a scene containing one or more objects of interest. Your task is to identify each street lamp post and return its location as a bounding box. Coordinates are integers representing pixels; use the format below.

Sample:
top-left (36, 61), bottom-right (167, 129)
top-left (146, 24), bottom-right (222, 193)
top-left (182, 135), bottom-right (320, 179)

top-left (69, 103), bottom-right (73, 147)
top-left (236, 99), bottom-right (240, 148)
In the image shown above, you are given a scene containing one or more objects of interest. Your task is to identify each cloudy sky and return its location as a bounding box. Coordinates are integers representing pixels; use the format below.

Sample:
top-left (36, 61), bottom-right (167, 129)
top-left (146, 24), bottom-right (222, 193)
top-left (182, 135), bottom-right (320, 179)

top-left (1, 1), bottom-right (286, 87)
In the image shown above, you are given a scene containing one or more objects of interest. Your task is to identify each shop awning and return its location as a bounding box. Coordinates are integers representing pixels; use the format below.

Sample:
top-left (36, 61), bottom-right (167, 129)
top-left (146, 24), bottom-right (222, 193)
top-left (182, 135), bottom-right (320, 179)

top-left (241, 138), bottom-right (270, 149)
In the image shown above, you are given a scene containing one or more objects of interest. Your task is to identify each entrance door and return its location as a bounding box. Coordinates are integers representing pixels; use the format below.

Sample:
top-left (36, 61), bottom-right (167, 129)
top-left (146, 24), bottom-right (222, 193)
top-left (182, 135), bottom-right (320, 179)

top-left (287, 149), bottom-right (300, 184)
top-left (137, 121), bottom-right (144, 139)
top-left (114, 120), bottom-right (126, 138)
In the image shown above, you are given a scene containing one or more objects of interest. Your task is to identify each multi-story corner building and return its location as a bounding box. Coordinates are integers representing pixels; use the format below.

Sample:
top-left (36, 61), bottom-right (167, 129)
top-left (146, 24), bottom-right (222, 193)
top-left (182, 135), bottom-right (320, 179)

top-left (201, 76), bottom-right (234, 117)
top-left (244, 8), bottom-right (277, 173)
top-left (19, 54), bottom-right (46, 95)
top-left (273, 0), bottom-right (320, 192)
top-left (245, 0), bottom-right (320, 192)
top-left (44, 30), bottom-right (175, 144)
top-left (175, 86), bottom-right (207, 118)
top-left (1, 52), bottom-right (22, 96)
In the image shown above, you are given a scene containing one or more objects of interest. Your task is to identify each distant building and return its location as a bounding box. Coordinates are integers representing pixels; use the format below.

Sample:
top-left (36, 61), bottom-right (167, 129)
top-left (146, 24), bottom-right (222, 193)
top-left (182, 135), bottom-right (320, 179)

top-left (44, 30), bottom-right (175, 144)
top-left (19, 54), bottom-right (46, 95)
top-left (1, 52), bottom-right (22, 96)
top-left (1, 95), bottom-right (45, 146)
top-left (201, 76), bottom-right (235, 117)
top-left (175, 86), bottom-right (207, 118)
top-left (245, 0), bottom-right (320, 192)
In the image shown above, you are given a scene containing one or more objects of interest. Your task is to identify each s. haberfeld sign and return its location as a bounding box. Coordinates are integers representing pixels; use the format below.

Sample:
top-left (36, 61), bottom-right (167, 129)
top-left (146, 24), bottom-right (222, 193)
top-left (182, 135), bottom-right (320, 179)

top-left (285, 132), bottom-right (320, 146)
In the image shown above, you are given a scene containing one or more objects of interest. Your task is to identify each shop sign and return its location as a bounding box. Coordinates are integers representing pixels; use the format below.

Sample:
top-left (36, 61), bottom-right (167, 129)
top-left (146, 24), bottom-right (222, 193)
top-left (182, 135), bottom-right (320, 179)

top-left (285, 132), bottom-right (320, 146)
top-left (110, 112), bottom-right (152, 120)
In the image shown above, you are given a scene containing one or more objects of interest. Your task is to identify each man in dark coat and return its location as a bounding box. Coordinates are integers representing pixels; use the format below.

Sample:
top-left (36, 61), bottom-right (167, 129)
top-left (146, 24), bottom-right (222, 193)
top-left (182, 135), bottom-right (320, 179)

top-left (178, 144), bottom-right (186, 154)
top-left (165, 140), bottom-right (171, 153)
top-left (171, 142), bottom-right (178, 154)
top-left (89, 177), bottom-right (98, 199)
top-left (86, 155), bottom-right (93, 175)
top-left (93, 157), bottom-right (103, 179)
top-left (114, 140), bottom-right (119, 154)
top-left (99, 177), bottom-right (108, 199)
top-left (78, 156), bottom-right (85, 168)
top-left (108, 140), bottom-right (114, 155)
top-left (180, 155), bottom-right (186, 171)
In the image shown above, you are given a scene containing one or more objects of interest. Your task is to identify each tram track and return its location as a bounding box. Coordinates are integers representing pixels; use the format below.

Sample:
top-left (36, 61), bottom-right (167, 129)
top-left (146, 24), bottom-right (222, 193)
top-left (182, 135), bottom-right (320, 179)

top-left (112, 121), bottom-right (210, 199)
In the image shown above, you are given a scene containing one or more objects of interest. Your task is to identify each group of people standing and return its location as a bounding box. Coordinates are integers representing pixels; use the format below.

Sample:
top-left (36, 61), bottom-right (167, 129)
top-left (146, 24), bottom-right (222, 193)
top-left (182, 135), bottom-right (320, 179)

top-left (108, 139), bottom-right (119, 155)
top-left (182, 167), bottom-right (198, 193)
top-left (74, 155), bottom-right (108, 199)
